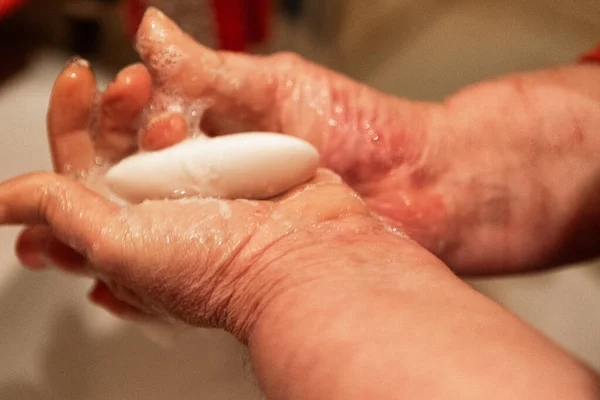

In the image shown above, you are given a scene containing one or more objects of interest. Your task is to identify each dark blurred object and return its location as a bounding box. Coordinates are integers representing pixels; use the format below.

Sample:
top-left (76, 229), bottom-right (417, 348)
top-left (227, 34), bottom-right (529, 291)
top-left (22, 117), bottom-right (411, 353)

top-left (0, 0), bottom-right (28, 20)
top-left (0, 5), bottom-right (38, 86)
top-left (67, 16), bottom-right (101, 55)
top-left (245, 0), bottom-right (270, 45)
top-left (280, 0), bottom-right (303, 20)
top-left (125, 0), bottom-right (145, 40)
top-left (64, 0), bottom-right (117, 56)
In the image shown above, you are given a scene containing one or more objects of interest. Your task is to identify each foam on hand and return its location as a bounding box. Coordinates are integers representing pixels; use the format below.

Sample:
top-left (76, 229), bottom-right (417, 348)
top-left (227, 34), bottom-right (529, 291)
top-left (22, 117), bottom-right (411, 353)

top-left (103, 132), bottom-right (319, 203)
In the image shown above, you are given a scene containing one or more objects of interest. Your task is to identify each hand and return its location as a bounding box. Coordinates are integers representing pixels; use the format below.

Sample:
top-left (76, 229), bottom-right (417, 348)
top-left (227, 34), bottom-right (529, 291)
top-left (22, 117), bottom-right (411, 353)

top-left (131, 9), bottom-right (600, 274)
top-left (4, 160), bottom-right (411, 336)
top-left (9, 53), bottom-right (402, 324)
top-left (14, 57), bottom-right (157, 316)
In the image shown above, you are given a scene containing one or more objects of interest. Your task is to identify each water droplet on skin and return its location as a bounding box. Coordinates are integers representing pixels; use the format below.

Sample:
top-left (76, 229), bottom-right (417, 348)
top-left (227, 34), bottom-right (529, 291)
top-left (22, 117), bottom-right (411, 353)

top-left (368, 129), bottom-right (379, 141)
top-left (185, 100), bottom-right (209, 138)
top-left (218, 202), bottom-right (232, 219)
top-left (230, 77), bottom-right (242, 91)
top-left (383, 224), bottom-right (407, 238)
top-left (238, 199), bottom-right (259, 207)
top-left (270, 212), bottom-right (282, 220)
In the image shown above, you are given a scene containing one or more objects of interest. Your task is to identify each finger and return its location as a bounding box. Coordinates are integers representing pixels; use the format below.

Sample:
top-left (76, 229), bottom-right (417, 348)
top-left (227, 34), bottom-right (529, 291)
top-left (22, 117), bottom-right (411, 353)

top-left (139, 112), bottom-right (188, 151)
top-left (0, 173), bottom-right (118, 255)
top-left (15, 225), bottom-right (53, 270)
top-left (46, 238), bottom-right (89, 275)
top-left (96, 63), bottom-right (153, 161)
top-left (88, 280), bottom-right (147, 319)
top-left (16, 225), bottom-right (91, 274)
top-left (135, 7), bottom-right (222, 91)
top-left (102, 279), bottom-right (150, 312)
top-left (47, 58), bottom-right (97, 174)
top-left (135, 8), bottom-right (280, 135)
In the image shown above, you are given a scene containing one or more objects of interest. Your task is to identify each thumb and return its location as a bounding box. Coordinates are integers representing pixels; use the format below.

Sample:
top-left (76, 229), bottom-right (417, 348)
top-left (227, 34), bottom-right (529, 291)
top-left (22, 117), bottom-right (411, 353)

top-left (135, 7), bottom-right (286, 136)
top-left (0, 173), bottom-right (119, 256)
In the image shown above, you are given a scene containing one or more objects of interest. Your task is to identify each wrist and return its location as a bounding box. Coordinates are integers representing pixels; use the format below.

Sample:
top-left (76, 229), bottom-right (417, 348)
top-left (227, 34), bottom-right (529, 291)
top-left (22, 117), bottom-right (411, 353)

top-left (440, 64), bottom-right (600, 273)
top-left (230, 221), bottom-right (441, 340)
top-left (244, 227), bottom-right (457, 399)
top-left (244, 228), bottom-right (599, 400)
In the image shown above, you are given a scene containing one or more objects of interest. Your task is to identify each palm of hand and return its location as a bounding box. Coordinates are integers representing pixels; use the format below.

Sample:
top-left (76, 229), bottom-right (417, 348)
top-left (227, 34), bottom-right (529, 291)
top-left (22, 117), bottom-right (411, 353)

top-left (77, 169), bottom-right (373, 332)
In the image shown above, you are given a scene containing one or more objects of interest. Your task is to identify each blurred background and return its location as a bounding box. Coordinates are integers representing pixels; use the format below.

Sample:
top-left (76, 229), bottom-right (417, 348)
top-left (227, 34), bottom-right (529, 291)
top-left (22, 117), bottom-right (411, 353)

top-left (0, 0), bottom-right (599, 398)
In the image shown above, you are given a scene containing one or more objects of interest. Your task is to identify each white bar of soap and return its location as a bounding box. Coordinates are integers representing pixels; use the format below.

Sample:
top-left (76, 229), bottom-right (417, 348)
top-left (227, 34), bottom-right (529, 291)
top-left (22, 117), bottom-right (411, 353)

top-left (103, 133), bottom-right (320, 203)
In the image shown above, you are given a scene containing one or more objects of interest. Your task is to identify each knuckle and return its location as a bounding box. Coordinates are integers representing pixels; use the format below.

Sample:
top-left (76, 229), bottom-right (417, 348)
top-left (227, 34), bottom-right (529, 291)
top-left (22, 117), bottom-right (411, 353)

top-left (86, 238), bottom-right (121, 275)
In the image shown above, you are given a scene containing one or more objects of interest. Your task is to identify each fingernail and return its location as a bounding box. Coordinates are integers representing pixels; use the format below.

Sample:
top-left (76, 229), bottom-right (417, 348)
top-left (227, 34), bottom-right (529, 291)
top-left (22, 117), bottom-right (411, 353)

top-left (145, 7), bottom-right (164, 19)
top-left (115, 67), bottom-right (134, 85)
top-left (62, 56), bottom-right (90, 72)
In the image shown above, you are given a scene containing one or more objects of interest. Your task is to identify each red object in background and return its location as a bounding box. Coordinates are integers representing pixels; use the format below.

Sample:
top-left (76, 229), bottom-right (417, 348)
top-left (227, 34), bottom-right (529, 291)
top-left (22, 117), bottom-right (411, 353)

top-left (125, 0), bottom-right (146, 40)
top-left (580, 44), bottom-right (600, 64)
top-left (212, 0), bottom-right (271, 51)
top-left (244, 0), bottom-right (270, 45)
top-left (212, 0), bottom-right (247, 51)
top-left (0, 0), bottom-right (28, 19)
